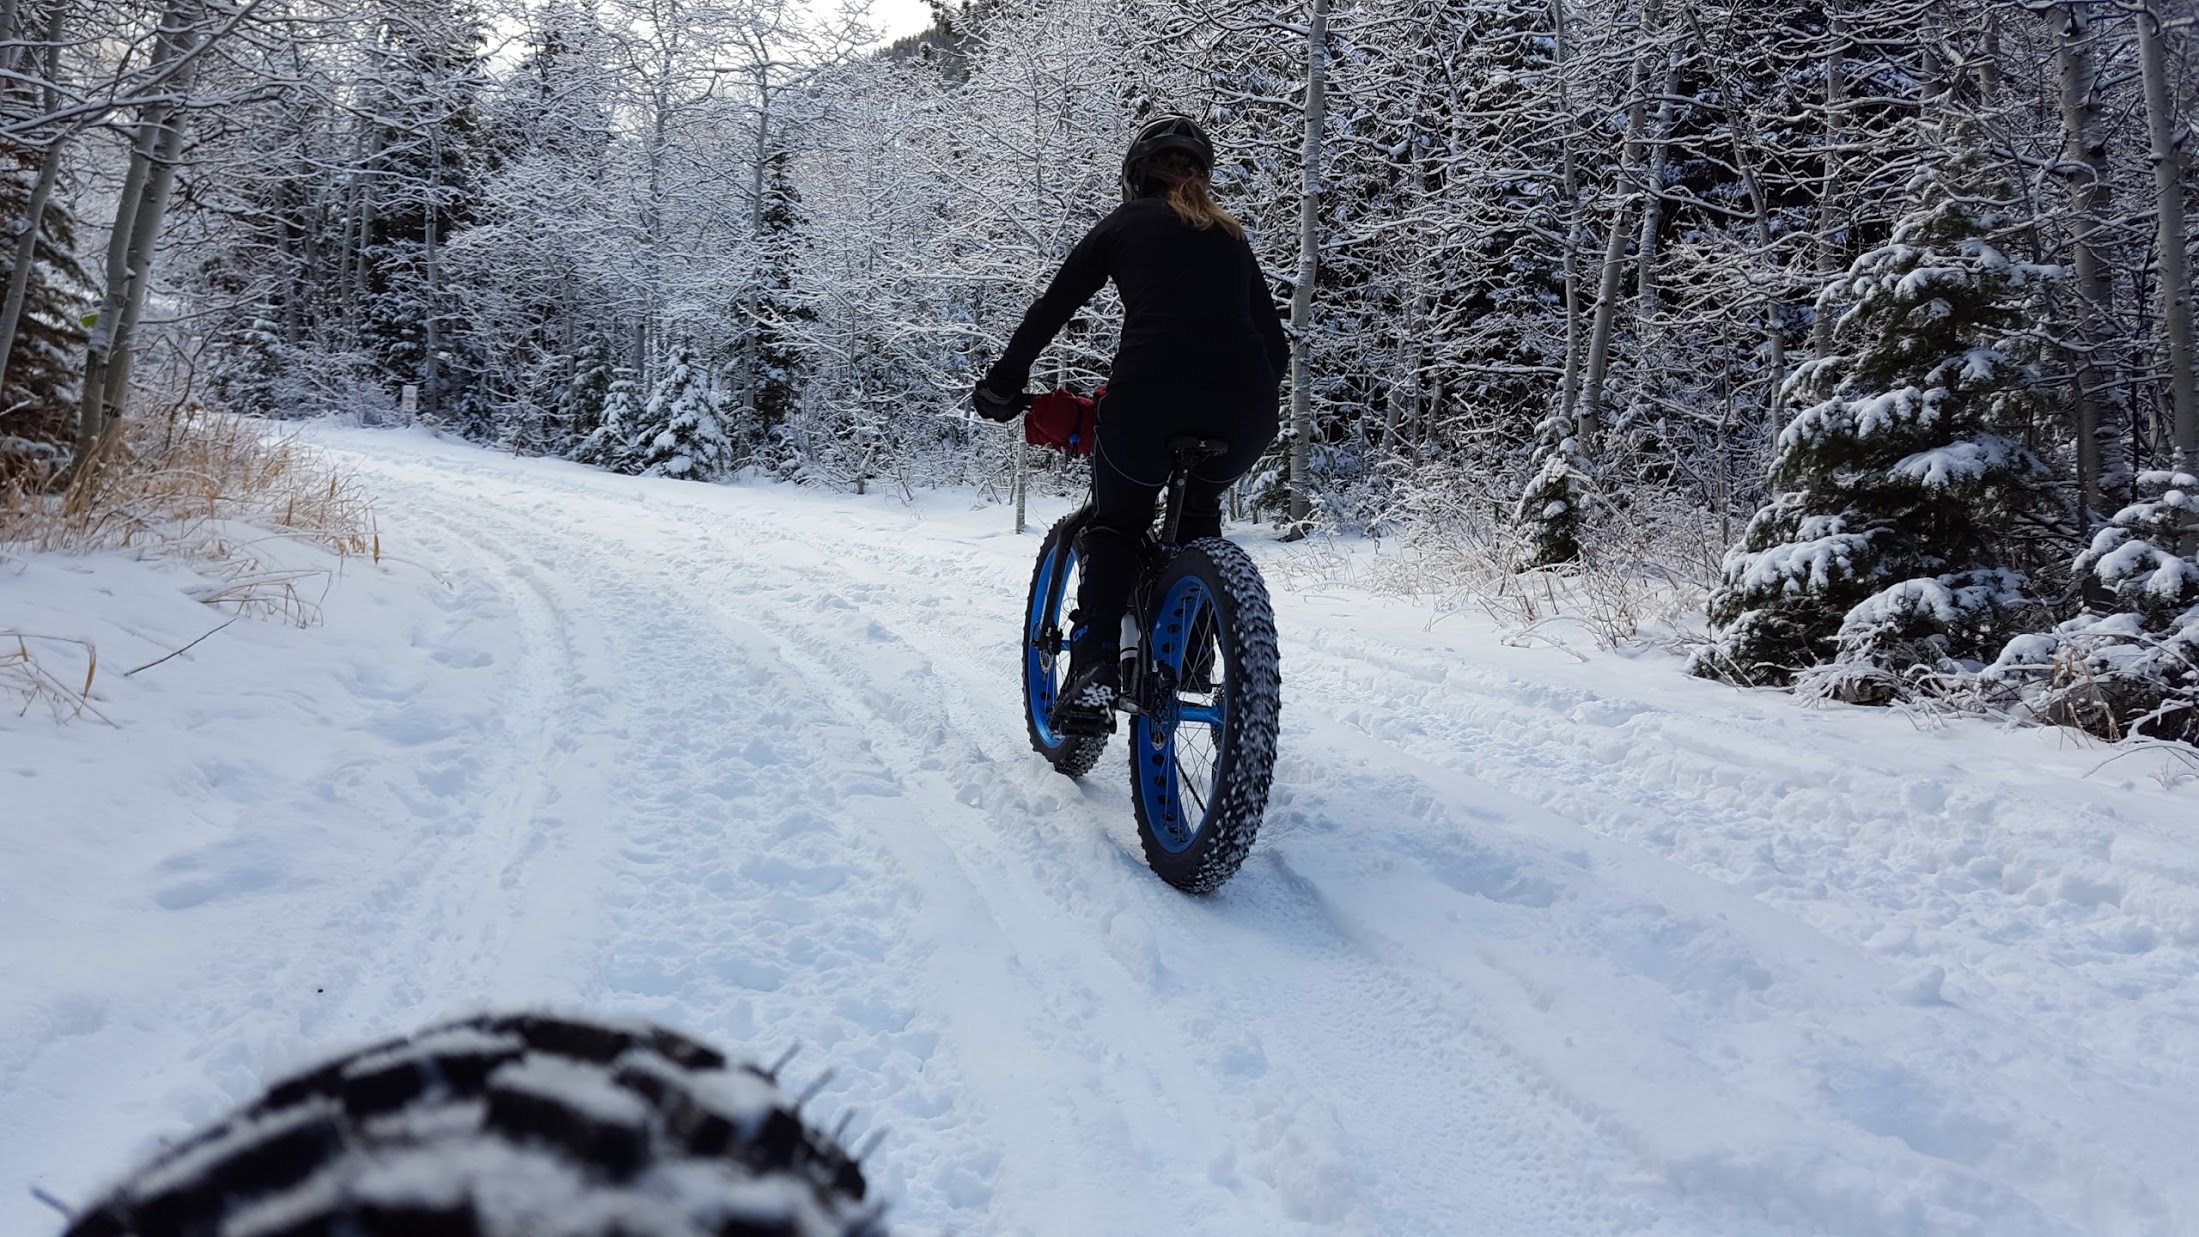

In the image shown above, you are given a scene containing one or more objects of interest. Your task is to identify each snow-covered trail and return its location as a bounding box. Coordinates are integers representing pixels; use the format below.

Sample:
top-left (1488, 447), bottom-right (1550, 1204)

top-left (5, 427), bottom-right (2196, 1235)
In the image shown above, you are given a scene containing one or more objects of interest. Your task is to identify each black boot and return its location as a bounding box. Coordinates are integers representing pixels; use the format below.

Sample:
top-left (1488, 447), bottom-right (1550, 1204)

top-left (1049, 632), bottom-right (1119, 735)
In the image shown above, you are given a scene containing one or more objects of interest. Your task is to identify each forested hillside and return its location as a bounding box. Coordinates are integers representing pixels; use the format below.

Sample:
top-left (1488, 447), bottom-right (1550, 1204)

top-left (3, 0), bottom-right (2195, 737)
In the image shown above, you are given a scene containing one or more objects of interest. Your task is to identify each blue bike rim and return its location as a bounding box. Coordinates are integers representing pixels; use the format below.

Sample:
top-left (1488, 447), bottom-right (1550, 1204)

top-left (1133, 573), bottom-right (1227, 853)
top-left (1025, 539), bottom-right (1076, 749)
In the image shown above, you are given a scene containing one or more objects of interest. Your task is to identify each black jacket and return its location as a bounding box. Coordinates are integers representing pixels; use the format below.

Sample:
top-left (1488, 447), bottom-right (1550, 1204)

top-left (984, 195), bottom-right (1289, 398)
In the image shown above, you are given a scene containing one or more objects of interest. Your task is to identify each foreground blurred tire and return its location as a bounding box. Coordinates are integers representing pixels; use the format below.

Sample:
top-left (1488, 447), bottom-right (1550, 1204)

top-left (62, 1012), bottom-right (886, 1237)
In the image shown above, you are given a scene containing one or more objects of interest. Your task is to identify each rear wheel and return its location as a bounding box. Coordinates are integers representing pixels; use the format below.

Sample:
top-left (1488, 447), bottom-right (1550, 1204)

top-left (63, 1012), bottom-right (884, 1237)
top-left (1022, 510), bottom-right (1109, 778)
top-left (1129, 537), bottom-right (1280, 893)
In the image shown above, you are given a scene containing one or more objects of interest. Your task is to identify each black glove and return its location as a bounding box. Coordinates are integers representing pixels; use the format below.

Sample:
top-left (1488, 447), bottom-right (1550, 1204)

top-left (972, 381), bottom-right (1026, 423)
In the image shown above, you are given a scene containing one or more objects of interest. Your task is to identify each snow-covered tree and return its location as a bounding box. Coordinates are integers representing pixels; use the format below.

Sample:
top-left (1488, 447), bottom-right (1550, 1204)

top-left (358, 0), bottom-right (498, 432)
top-left (0, 134), bottom-right (88, 455)
top-left (1694, 135), bottom-right (2062, 694)
top-left (558, 333), bottom-right (617, 452)
top-left (724, 151), bottom-right (807, 460)
top-left (574, 363), bottom-right (643, 471)
top-left (1992, 470), bottom-right (2199, 743)
top-left (1514, 414), bottom-right (1590, 566)
top-left (627, 343), bottom-right (732, 479)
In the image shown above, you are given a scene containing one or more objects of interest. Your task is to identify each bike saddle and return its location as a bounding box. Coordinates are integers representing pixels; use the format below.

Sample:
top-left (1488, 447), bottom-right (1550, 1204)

top-left (1167, 435), bottom-right (1229, 463)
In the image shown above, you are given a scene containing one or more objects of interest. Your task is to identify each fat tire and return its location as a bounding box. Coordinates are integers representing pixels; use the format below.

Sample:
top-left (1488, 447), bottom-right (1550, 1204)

top-left (63, 1012), bottom-right (886, 1237)
top-left (1130, 537), bottom-right (1280, 893)
top-left (1022, 510), bottom-right (1108, 778)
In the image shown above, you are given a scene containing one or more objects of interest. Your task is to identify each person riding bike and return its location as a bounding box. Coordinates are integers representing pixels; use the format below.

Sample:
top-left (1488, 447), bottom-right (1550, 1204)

top-left (973, 115), bottom-right (1287, 729)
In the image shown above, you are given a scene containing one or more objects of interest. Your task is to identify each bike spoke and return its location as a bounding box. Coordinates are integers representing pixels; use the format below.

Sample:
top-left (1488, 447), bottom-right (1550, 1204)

top-left (1179, 761), bottom-right (1210, 817)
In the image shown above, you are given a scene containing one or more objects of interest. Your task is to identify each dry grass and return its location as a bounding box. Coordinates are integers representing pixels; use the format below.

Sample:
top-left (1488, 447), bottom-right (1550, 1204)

top-left (2, 410), bottom-right (377, 560)
top-left (1354, 492), bottom-right (1724, 656)
top-left (0, 631), bottom-right (108, 723)
top-left (2, 410), bottom-right (379, 718)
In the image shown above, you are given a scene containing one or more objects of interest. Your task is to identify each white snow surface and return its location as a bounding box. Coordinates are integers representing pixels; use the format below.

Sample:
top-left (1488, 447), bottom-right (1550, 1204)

top-left (5, 426), bottom-right (2198, 1236)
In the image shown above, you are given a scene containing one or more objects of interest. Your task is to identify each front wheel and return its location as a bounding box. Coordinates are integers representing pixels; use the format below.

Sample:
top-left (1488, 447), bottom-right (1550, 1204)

top-left (1023, 510), bottom-right (1109, 778)
top-left (1129, 538), bottom-right (1280, 893)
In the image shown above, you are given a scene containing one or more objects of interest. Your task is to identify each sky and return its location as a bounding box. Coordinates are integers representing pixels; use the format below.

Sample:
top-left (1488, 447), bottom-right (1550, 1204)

top-left (487, 0), bottom-right (938, 68)
top-left (863, 0), bottom-right (935, 43)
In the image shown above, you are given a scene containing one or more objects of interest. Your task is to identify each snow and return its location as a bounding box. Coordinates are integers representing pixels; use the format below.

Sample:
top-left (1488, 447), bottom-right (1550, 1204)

top-left (490, 1052), bottom-right (653, 1126)
top-left (2092, 533), bottom-right (2199, 601)
top-left (1730, 512), bottom-right (1879, 594)
top-left (1890, 439), bottom-right (2013, 489)
top-left (1779, 386), bottom-right (1950, 455)
top-left (1840, 569), bottom-right (2025, 632)
top-left (6, 426), bottom-right (2199, 1235)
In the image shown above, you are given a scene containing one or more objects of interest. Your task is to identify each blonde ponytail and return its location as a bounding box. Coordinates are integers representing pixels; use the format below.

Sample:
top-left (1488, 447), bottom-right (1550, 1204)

top-left (1147, 151), bottom-right (1243, 239)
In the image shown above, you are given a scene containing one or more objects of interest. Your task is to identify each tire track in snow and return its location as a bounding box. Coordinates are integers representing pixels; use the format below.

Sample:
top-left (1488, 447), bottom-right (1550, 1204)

top-left (319, 489), bottom-right (616, 1016)
top-left (428, 456), bottom-right (1781, 1233)
top-left (310, 432), bottom-right (2197, 1236)
top-left (328, 445), bottom-right (1695, 1234)
top-left (652, 487), bottom-right (1689, 1235)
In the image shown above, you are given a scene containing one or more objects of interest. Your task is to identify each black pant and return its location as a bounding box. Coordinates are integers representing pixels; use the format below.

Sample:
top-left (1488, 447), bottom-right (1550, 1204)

top-left (1071, 386), bottom-right (1276, 664)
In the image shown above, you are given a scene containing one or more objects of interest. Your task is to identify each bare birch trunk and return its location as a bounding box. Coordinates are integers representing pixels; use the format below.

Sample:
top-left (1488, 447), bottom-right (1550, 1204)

top-left (1980, 14), bottom-right (2002, 98)
top-left (2136, 3), bottom-right (2196, 473)
top-left (423, 128), bottom-right (440, 420)
top-left (743, 67), bottom-right (771, 432)
top-left (2057, 3), bottom-right (2126, 519)
top-left (1814, 5), bottom-right (1847, 359)
top-left (0, 148), bottom-right (60, 389)
top-left (76, 0), bottom-right (198, 471)
top-left (349, 159), bottom-right (372, 345)
top-left (1714, 82), bottom-right (1786, 430)
top-left (1578, 0), bottom-right (1660, 446)
top-left (1287, 0), bottom-right (1329, 530)
top-left (1382, 143), bottom-right (1430, 456)
top-left (1635, 55), bottom-right (1677, 314)
top-left (95, 74), bottom-right (194, 431)
top-left (1551, 0), bottom-right (1584, 419)
top-left (0, 0), bottom-right (21, 74)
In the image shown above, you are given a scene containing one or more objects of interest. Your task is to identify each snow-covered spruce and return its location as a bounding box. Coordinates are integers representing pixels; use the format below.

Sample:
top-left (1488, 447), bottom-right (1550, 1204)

top-left (557, 335), bottom-right (617, 454)
top-left (0, 136), bottom-right (91, 456)
top-left (1989, 471), bottom-right (2199, 743)
top-left (1512, 412), bottom-right (1590, 568)
top-left (573, 365), bottom-right (644, 473)
top-left (1693, 135), bottom-right (2061, 697)
top-left (62, 1012), bottom-right (884, 1237)
top-left (625, 344), bottom-right (735, 481)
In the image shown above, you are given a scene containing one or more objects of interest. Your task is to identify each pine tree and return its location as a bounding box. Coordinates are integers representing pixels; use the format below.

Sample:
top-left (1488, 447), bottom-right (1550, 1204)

top-left (0, 144), bottom-right (90, 453)
top-left (556, 333), bottom-right (615, 454)
top-left (1693, 132), bottom-right (2061, 696)
top-left (628, 344), bottom-right (731, 480)
top-left (728, 152), bottom-right (808, 463)
top-left (1991, 470), bottom-right (2199, 743)
top-left (358, 0), bottom-right (496, 434)
top-left (1514, 411), bottom-right (1589, 566)
top-left (574, 363), bottom-right (641, 472)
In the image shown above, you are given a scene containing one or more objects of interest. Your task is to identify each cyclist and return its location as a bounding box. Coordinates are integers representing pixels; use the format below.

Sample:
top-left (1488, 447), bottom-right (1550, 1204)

top-left (973, 114), bottom-right (1288, 730)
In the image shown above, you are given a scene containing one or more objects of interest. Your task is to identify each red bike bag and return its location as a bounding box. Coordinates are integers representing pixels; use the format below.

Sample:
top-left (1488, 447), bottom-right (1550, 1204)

top-left (1025, 388), bottom-right (1099, 456)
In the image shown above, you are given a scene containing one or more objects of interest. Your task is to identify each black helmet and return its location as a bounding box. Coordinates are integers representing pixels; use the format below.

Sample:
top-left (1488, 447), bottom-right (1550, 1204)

top-left (1120, 113), bottom-right (1214, 202)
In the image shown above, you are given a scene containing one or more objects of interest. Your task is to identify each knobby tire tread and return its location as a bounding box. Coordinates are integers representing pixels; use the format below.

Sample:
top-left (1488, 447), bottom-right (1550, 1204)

top-left (1024, 511), bottom-right (1108, 779)
top-left (1134, 537), bottom-right (1280, 894)
top-left (63, 1012), bottom-right (886, 1237)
